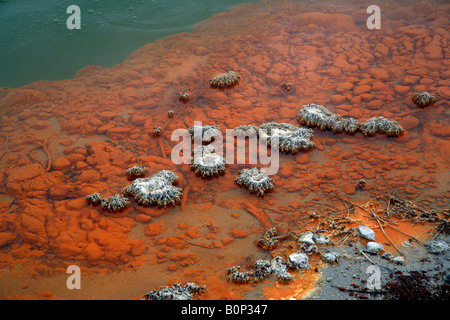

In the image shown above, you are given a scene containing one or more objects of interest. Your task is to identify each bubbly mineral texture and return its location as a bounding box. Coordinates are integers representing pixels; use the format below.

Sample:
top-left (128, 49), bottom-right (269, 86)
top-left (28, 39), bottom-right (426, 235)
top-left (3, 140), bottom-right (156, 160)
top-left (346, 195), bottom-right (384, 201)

top-left (297, 103), bottom-right (360, 134)
top-left (322, 252), bottom-right (340, 264)
top-left (257, 227), bottom-right (297, 250)
top-left (297, 103), bottom-right (337, 131)
top-left (178, 92), bottom-right (190, 102)
top-left (152, 126), bottom-right (162, 137)
top-left (253, 259), bottom-right (275, 282)
top-left (234, 167), bottom-right (274, 196)
top-left (258, 122), bottom-right (315, 153)
top-left (226, 266), bottom-right (253, 283)
top-left (227, 257), bottom-right (294, 283)
top-left (167, 109), bottom-right (174, 118)
top-left (411, 92), bottom-right (436, 107)
top-left (125, 165), bottom-right (146, 177)
top-left (99, 194), bottom-right (130, 212)
top-left (142, 282), bottom-right (206, 300)
top-left (288, 252), bottom-right (311, 270)
top-left (232, 124), bottom-right (259, 137)
top-left (280, 82), bottom-right (292, 91)
top-left (297, 104), bottom-right (403, 136)
top-left (270, 256), bottom-right (293, 282)
top-left (86, 193), bottom-right (130, 212)
top-left (359, 116), bottom-right (404, 137)
top-left (85, 193), bottom-right (102, 205)
top-left (123, 170), bottom-right (183, 207)
top-left (257, 227), bottom-right (280, 250)
top-left (188, 124), bottom-right (221, 142)
top-left (190, 145), bottom-right (226, 177)
top-left (209, 71), bottom-right (240, 87)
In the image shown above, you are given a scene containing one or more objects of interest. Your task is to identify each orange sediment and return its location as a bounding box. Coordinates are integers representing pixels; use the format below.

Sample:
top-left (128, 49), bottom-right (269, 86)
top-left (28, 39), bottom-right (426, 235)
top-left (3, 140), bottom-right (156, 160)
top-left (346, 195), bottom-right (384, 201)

top-left (0, 0), bottom-right (448, 300)
top-left (0, 133), bottom-right (8, 161)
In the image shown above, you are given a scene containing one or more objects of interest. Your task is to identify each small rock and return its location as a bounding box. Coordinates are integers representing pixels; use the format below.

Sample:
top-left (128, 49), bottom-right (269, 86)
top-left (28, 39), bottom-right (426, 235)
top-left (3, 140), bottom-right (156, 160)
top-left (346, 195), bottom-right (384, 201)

top-left (298, 231), bottom-right (315, 245)
top-left (322, 252), bottom-right (340, 264)
top-left (382, 252), bottom-right (393, 260)
top-left (356, 226), bottom-right (376, 240)
top-left (401, 240), bottom-right (413, 248)
top-left (391, 256), bottom-right (405, 265)
top-left (314, 235), bottom-right (330, 244)
top-left (271, 256), bottom-right (293, 281)
top-left (427, 240), bottom-right (449, 254)
top-left (366, 241), bottom-right (384, 253)
top-left (300, 243), bottom-right (318, 254)
top-left (288, 252), bottom-right (311, 270)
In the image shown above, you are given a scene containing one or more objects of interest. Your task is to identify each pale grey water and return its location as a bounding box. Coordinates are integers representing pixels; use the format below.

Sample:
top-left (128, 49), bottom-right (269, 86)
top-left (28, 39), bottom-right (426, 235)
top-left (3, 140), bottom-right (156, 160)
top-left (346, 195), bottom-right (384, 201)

top-left (0, 0), bottom-right (258, 88)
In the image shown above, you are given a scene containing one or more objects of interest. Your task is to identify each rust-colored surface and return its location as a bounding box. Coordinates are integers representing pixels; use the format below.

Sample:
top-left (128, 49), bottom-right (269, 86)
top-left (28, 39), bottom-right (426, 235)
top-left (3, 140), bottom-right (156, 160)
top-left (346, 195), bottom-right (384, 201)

top-left (0, 0), bottom-right (449, 299)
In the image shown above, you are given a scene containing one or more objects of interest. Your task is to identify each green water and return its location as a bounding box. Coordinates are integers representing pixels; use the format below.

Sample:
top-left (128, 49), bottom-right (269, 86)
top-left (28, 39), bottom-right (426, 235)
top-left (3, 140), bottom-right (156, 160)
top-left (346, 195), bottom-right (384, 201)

top-left (0, 0), bottom-right (258, 88)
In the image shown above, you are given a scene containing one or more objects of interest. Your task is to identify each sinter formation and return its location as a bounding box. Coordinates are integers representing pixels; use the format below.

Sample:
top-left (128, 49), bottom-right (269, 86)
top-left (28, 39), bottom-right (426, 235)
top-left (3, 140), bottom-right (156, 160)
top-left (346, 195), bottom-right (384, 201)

top-left (123, 170), bottom-right (183, 207)
top-left (142, 282), bottom-right (206, 300)
top-left (190, 145), bottom-right (226, 177)
top-left (234, 167), bottom-right (274, 196)
top-left (209, 71), bottom-right (241, 88)
top-left (188, 124), bottom-right (221, 143)
top-left (411, 92), bottom-right (436, 108)
top-left (297, 104), bottom-right (404, 137)
top-left (86, 193), bottom-right (130, 212)
top-left (126, 165), bottom-right (146, 177)
top-left (258, 122), bottom-right (315, 153)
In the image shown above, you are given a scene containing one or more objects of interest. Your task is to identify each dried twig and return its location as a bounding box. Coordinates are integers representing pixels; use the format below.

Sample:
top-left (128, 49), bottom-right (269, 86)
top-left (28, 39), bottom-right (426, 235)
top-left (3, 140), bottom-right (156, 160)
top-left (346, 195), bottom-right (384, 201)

top-left (332, 285), bottom-right (387, 294)
top-left (370, 210), bottom-right (404, 256)
top-left (356, 247), bottom-right (377, 265)
top-left (385, 224), bottom-right (426, 246)
top-left (185, 240), bottom-right (214, 249)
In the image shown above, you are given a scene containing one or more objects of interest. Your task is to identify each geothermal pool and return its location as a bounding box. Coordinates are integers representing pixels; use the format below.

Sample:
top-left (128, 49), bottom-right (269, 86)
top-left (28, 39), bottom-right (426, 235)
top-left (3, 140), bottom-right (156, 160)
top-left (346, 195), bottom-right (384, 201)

top-left (0, 0), bottom-right (448, 300)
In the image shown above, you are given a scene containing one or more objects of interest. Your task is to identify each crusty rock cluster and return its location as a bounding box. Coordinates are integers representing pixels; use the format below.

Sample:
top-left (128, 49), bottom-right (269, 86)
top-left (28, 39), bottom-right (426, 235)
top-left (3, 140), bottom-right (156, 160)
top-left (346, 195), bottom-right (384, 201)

top-left (411, 91), bottom-right (436, 107)
top-left (123, 170), bottom-right (183, 207)
top-left (231, 124), bottom-right (259, 137)
top-left (259, 122), bottom-right (315, 153)
top-left (190, 145), bottom-right (226, 177)
top-left (188, 124), bottom-right (221, 142)
top-left (209, 71), bottom-right (240, 87)
top-left (232, 122), bottom-right (315, 153)
top-left (142, 282), bottom-right (206, 300)
top-left (297, 104), bottom-right (403, 137)
top-left (85, 192), bottom-right (102, 205)
top-left (86, 193), bottom-right (130, 212)
top-left (234, 167), bottom-right (274, 196)
top-left (99, 194), bottom-right (131, 212)
top-left (178, 92), bottom-right (190, 102)
top-left (359, 116), bottom-right (404, 137)
top-left (227, 256), bottom-right (295, 283)
top-left (125, 165), bottom-right (146, 177)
